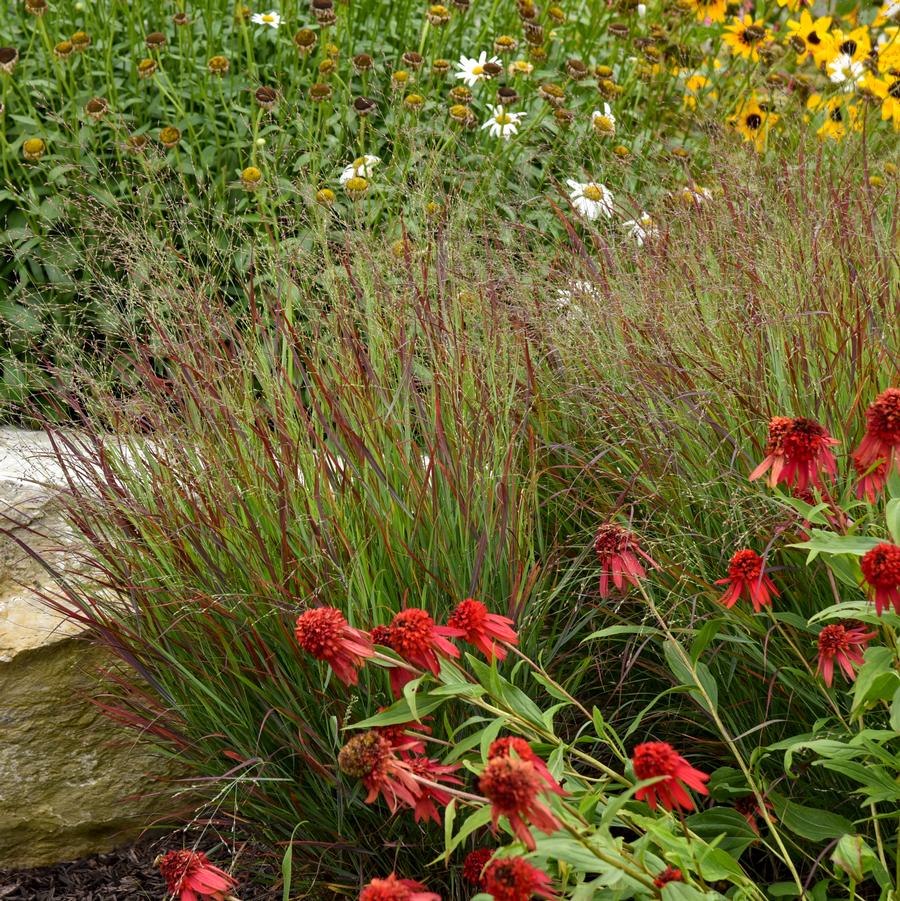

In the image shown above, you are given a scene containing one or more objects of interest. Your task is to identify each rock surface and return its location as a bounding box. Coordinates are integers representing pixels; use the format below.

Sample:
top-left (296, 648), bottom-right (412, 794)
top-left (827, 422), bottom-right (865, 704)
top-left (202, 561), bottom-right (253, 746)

top-left (0, 429), bottom-right (168, 870)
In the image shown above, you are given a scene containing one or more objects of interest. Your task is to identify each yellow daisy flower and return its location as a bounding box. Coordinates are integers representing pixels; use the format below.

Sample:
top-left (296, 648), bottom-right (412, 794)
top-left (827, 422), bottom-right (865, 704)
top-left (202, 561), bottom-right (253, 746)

top-left (723, 16), bottom-right (771, 62)
top-left (729, 95), bottom-right (778, 150)
top-left (689, 0), bottom-right (726, 23)
top-left (806, 93), bottom-right (860, 140)
top-left (785, 11), bottom-right (834, 64)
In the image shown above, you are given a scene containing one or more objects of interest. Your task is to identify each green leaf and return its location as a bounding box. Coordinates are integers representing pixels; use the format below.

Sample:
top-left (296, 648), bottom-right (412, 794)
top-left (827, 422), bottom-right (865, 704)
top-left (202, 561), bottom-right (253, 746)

top-left (773, 799), bottom-right (853, 841)
top-left (887, 498), bottom-right (900, 545)
top-left (282, 823), bottom-right (304, 901)
top-left (890, 685), bottom-right (900, 733)
top-left (831, 834), bottom-right (877, 882)
top-left (789, 530), bottom-right (883, 559)
top-left (582, 625), bottom-right (662, 642)
top-left (350, 694), bottom-right (446, 728)
top-left (852, 647), bottom-right (900, 715)
top-left (685, 807), bottom-right (758, 858)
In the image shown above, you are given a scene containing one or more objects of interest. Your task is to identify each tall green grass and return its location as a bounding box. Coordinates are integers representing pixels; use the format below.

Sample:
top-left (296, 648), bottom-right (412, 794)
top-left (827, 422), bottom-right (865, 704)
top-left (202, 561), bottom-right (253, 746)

top-left (37, 148), bottom-right (900, 893)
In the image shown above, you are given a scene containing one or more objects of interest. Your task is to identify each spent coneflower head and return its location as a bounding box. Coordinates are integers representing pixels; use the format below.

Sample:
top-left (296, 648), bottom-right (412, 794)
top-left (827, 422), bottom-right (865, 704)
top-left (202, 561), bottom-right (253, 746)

top-left (172, 12), bottom-right (190, 26)
top-left (339, 731), bottom-right (419, 810)
top-left (254, 85), bottom-right (278, 109)
top-left (565, 57), bottom-right (590, 79)
top-left (344, 175), bottom-right (369, 200)
top-left (137, 58), bottom-right (158, 78)
top-left (403, 50), bottom-right (425, 69)
top-left (854, 389), bottom-right (900, 477)
top-left (145, 31), bottom-right (167, 50)
top-left (25, 0), bottom-right (48, 16)
top-left (207, 55), bottom-right (230, 75)
top-left (359, 874), bottom-right (440, 901)
top-left (352, 95), bottom-right (377, 116)
top-left (404, 92), bottom-right (424, 111)
top-left (71, 31), bottom-right (91, 51)
top-left (313, 0), bottom-right (336, 24)
top-left (124, 134), bottom-right (150, 153)
top-left (593, 523), bottom-right (657, 597)
top-left (632, 741), bottom-right (709, 812)
top-left (0, 47), bottom-right (19, 74)
top-left (155, 850), bottom-right (238, 901)
top-left (717, 549), bottom-right (778, 613)
top-left (159, 126), bottom-right (181, 148)
top-left (352, 52), bottom-right (373, 71)
top-left (483, 857), bottom-right (558, 901)
top-left (462, 848), bottom-right (494, 889)
top-left (84, 96), bottom-right (109, 121)
top-left (53, 40), bottom-right (74, 60)
top-left (861, 543), bottom-right (900, 616)
top-left (447, 598), bottom-right (518, 661)
top-left (479, 756), bottom-right (561, 850)
top-left (294, 606), bottom-right (374, 685)
top-left (315, 187), bottom-right (336, 206)
top-left (431, 57), bottom-right (450, 75)
top-left (239, 166), bottom-right (263, 190)
top-left (427, 4), bottom-right (451, 25)
top-left (497, 85), bottom-right (520, 105)
top-left (22, 138), bottom-right (46, 161)
top-left (294, 28), bottom-right (318, 54)
top-left (750, 415), bottom-right (838, 491)
top-left (538, 82), bottom-right (566, 106)
top-left (309, 82), bottom-right (333, 102)
top-left (494, 34), bottom-right (518, 54)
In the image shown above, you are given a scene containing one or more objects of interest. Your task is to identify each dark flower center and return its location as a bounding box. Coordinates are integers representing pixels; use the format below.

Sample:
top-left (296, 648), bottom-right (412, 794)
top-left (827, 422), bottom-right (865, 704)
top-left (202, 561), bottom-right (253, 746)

top-left (806, 30), bottom-right (821, 45)
top-left (746, 113), bottom-right (762, 129)
top-left (840, 39), bottom-right (857, 56)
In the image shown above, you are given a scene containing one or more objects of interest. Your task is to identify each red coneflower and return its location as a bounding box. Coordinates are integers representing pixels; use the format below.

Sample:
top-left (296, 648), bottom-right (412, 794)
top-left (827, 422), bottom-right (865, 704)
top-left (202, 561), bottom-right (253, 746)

top-left (155, 850), bottom-right (239, 901)
top-left (447, 597), bottom-right (518, 661)
top-left (854, 388), bottom-right (900, 478)
top-left (750, 416), bottom-right (839, 492)
top-left (817, 622), bottom-right (876, 686)
top-left (405, 754), bottom-right (463, 824)
top-left (338, 731), bottom-right (421, 813)
top-left (386, 608), bottom-right (462, 696)
top-left (483, 857), bottom-right (558, 901)
top-left (854, 455), bottom-right (888, 504)
top-left (716, 549), bottom-right (778, 613)
top-left (653, 866), bottom-right (684, 888)
top-left (861, 542), bottom-right (900, 616)
top-left (488, 737), bottom-right (565, 794)
top-left (593, 523), bottom-right (658, 598)
top-left (733, 794), bottom-right (775, 835)
top-left (376, 711), bottom-right (432, 754)
top-left (359, 873), bottom-right (440, 901)
top-left (632, 741), bottom-right (709, 812)
top-left (462, 848), bottom-right (494, 889)
top-left (294, 607), bottom-right (374, 686)
top-left (479, 756), bottom-right (562, 850)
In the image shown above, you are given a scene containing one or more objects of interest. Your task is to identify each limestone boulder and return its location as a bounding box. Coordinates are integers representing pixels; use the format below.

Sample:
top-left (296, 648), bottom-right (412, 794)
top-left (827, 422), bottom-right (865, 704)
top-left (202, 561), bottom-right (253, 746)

top-left (0, 429), bottom-right (171, 869)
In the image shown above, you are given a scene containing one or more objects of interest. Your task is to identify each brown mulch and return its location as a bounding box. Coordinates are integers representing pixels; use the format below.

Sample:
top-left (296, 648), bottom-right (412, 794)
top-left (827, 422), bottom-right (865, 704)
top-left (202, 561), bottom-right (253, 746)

top-left (0, 839), bottom-right (280, 901)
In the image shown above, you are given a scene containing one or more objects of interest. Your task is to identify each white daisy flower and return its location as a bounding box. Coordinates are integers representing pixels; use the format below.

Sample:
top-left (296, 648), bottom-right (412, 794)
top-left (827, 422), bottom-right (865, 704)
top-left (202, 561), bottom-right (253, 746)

top-left (622, 212), bottom-right (658, 247)
top-left (455, 51), bottom-right (502, 86)
top-left (481, 105), bottom-right (525, 139)
top-left (339, 154), bottom-right (381, 184)
top-left (637, 3), bottom-right (647, 15)
top-left (251, 10), bottom-right (282, 27)
top-left (827, 53), bottom-right (865, 89)
top-left (591, 104), bottom-right (616, 136)
top-left (566, 179), bottom-right (614, 220)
